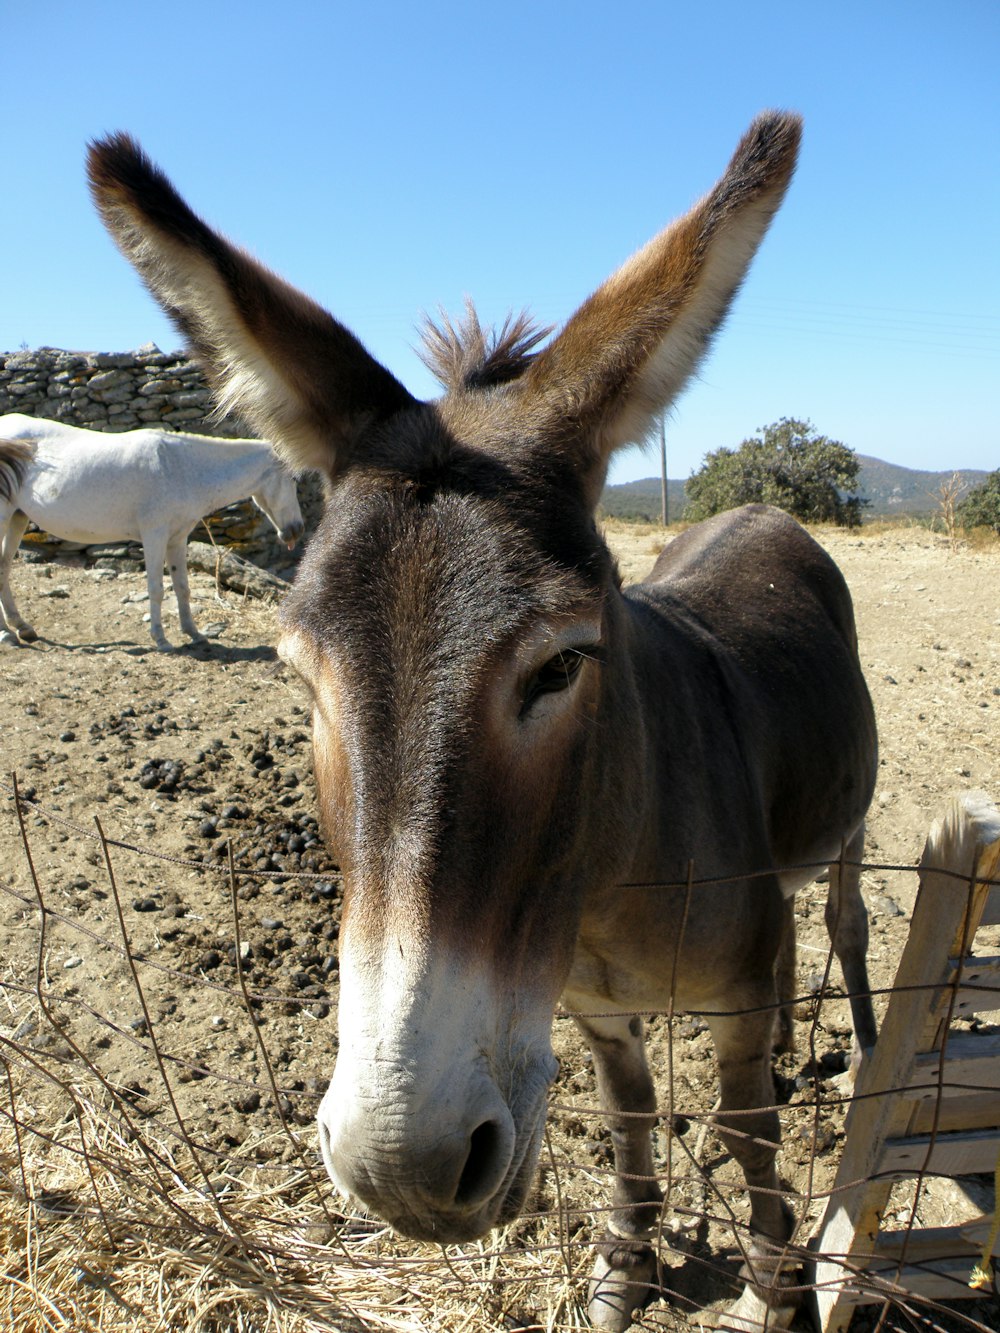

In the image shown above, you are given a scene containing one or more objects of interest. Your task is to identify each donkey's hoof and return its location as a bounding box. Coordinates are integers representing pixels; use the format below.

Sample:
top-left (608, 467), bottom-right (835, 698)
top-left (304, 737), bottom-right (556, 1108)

top-left (696, 1284), bottom-right (798, 1331)
top-left (0, 629), bottom-right (20, 649)
top-left (16, 624), bottom-right (38, 643)
top-left (588, 1239), bottom-right (658, 1331)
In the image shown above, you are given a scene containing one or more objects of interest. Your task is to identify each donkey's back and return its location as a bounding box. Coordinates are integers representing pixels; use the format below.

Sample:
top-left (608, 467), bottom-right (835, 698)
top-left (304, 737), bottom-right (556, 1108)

top-left (632, 502), bottom-right (876, 885)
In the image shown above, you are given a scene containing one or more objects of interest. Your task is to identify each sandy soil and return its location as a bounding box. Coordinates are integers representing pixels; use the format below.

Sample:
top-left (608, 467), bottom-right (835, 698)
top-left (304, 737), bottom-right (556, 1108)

top-left (1, 520), bottom-right (997, 1332)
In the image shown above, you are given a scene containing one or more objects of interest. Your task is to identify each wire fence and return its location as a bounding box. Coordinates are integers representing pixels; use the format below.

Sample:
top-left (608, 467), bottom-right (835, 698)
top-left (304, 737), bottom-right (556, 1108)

top-left (1, 776), bottom-right (998, 1333)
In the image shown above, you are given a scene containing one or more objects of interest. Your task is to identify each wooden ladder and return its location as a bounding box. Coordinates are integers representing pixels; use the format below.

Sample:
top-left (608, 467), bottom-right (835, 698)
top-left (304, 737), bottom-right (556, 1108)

top-left (811, 791), bottom-right (1000, 1330)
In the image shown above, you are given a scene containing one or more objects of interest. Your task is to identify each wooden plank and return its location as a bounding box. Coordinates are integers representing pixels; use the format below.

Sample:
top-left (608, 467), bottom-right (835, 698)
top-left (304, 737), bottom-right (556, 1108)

top-left (901, 1031), bottom-right (1000, 1098)
top-left (932, 955), bottom-right (1000, 1020)
top-left (960, 1214), bottom-right (1000, 1253)
top-left (810, 792), bottom-right (1000, 1333)
top-left (835, 1254), bottom-right (988, 1306)
top-left (938, 797), bottom-right (1000, 954)
top-left (877, 1128), bottom-right (1000, 1177)
top-left (952, 956), bottom-right (1000, 1017)
top-left (875, 1217), bottom-right (1000, 1260)
top-left (910, 1089), bottom-right (1000, 1134)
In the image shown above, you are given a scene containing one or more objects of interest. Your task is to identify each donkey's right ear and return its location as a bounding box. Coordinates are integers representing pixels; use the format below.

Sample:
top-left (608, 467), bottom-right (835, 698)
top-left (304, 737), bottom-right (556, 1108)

top-left (87, 133), bottom-right (415, 477)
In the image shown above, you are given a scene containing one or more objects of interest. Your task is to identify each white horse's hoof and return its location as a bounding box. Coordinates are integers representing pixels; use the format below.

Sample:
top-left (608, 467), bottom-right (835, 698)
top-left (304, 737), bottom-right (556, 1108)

top-left (588, 1242), bottom-right (658, 1331)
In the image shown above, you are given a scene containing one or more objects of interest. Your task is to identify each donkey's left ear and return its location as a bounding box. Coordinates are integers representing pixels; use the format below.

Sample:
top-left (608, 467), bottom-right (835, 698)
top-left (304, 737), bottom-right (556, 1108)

top-left (87, 134), bottom-right (415, 477)
top-left (524, 112), bottom-right (801, 502)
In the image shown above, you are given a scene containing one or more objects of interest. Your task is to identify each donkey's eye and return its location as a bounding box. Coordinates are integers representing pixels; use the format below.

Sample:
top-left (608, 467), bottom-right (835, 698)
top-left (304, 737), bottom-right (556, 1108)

top-left (522, 649), bottom-right (585, 714)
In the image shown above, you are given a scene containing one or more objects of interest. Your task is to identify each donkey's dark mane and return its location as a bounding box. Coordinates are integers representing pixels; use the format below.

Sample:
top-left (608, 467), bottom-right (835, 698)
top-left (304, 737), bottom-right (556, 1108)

top-left (418, 302), bottom-right (551, 392)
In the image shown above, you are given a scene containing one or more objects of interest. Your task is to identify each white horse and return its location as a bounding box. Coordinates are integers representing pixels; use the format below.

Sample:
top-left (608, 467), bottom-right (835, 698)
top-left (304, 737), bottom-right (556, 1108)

top-left (0, 414), bottom-right (303, 649)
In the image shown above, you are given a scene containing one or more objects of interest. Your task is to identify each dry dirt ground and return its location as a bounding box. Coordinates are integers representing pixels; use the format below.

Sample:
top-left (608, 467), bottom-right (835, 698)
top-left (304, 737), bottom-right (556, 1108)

top-left (1, 519), bottom-right (998, 1333)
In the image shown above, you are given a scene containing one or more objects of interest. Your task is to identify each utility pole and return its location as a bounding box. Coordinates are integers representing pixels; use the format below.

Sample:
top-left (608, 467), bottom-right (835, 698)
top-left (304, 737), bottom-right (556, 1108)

top-left (659, 415), bottom-right (668, 527)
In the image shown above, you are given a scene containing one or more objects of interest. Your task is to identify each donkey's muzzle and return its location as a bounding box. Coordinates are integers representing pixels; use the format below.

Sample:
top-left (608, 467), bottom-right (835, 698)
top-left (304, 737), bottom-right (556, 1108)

top-left (317, 1073), bottom-right (522, 1242)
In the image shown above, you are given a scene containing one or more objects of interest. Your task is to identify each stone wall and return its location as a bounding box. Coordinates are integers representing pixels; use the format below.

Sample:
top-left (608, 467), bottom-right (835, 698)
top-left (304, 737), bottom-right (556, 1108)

top-left (0, 344), bottom-right (244, 436)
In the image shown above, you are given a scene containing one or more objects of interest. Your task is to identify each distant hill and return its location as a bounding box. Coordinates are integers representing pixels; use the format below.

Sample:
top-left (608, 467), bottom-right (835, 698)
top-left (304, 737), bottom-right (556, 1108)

top-left (599, 455), bottom-right (992, 522)
top-left (853, 456), bottom-right (990, 516)
top-left (599, 477), bottom-right (688, 521)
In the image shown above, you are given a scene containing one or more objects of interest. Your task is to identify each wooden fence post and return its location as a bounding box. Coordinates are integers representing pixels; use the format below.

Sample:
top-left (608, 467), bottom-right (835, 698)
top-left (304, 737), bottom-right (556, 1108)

top-left (810, 791), bottom-right (1000, 1330)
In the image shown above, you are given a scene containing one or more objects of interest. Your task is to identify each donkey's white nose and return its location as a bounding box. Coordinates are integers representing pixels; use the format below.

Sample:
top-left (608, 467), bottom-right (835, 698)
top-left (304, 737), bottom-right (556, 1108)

top-left (317, 1071), bottom-right (517, 1241)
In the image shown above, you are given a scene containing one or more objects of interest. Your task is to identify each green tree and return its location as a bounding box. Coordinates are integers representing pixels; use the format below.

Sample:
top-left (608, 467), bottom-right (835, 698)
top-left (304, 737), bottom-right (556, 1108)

top-left (685, 418), bottom-right (866, 527)
top-left (958, 469), bottom-right (1000, 534)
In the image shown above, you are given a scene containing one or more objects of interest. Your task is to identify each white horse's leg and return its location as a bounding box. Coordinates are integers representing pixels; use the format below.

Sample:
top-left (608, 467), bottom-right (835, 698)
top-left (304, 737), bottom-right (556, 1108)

top-left (140, 526), bottom-right (171, 649)
top-left (0, 509), bottom-right (37, 642)
top-left (166, 530), bottom-right (204, 642)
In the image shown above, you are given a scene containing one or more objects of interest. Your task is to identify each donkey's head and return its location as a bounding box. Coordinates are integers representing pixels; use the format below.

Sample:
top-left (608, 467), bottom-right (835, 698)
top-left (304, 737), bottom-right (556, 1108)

top-left (88, 114), bottom-right (800, 1242)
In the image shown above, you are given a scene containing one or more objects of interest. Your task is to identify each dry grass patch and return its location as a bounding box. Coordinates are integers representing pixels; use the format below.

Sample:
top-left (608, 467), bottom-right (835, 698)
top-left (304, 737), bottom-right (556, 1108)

top-left (0, 1054), bottom-right (597, 1333)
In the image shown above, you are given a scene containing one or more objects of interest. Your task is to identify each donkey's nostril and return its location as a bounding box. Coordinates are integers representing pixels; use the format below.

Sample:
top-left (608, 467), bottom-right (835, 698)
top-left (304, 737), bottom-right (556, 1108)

top-left (454, 1118), bottom-right (510, 1209)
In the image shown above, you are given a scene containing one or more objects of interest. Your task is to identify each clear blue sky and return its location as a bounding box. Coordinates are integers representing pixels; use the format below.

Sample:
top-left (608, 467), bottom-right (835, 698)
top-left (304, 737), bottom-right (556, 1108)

top-left (2, 1), bottom-right (997, 484)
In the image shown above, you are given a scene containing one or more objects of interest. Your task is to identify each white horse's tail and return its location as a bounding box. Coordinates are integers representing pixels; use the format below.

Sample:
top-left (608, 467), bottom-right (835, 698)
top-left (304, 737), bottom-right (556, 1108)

top-left (0, 439), bottom-right (37, 504)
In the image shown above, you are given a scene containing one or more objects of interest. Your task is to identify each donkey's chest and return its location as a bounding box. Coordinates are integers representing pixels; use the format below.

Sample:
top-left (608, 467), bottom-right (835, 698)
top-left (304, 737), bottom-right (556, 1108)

top-left (565, 895), bottom-right (765, 1015)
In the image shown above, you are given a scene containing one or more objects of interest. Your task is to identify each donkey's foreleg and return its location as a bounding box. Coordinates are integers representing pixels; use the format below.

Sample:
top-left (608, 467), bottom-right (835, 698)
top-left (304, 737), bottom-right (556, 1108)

top-left (166, 531), bottom-right (204, 642)
top-left (826, 824), bottom-right (877, 1070)
top-left (0, 509), bottom-right (37, 643)
top-left (139, 526), bottom-right (171, 650)
top-left (707, 1008), bottom-right (798, 1331)
top-left (574, 1012), bottom-right (662, 1331)
top-left (772, 895), bottom-right (797, 1057)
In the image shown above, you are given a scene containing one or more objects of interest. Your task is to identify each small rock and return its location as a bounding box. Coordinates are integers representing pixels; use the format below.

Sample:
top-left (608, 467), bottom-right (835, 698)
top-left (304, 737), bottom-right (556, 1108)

top-left (64, 956), bottom-right (83, 970)
top-left (871, 893), bottom-right (905, 917)
top-left (59, 730), bottom-right (76, 743)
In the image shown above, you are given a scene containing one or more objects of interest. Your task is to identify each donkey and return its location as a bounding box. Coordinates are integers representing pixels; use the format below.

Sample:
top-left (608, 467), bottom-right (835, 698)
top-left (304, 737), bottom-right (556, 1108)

top-left (0, 415), bottom-right (303, 649)
top-left (87, 113), bottom-right (878, 1329)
